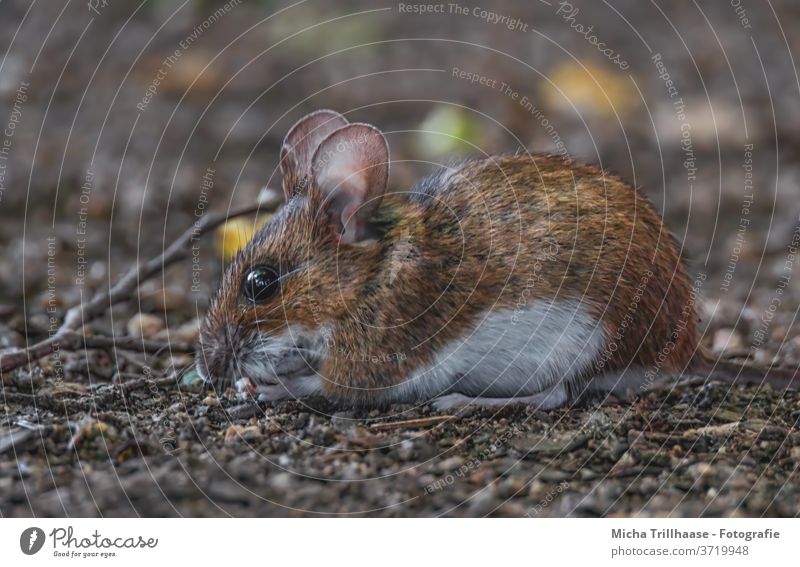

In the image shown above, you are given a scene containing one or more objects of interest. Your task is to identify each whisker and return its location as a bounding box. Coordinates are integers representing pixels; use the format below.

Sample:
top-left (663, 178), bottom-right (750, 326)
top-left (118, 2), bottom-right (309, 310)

top-left (248, 302), bottom-right (289, 324)
top-left (275, 265), bottom-right (305, 283)
top-left (250, 318), bottom-right (281, 326)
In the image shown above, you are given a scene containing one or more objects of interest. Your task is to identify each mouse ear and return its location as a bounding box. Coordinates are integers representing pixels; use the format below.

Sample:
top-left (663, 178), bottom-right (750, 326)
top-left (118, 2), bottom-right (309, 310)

top-left (280, 110), bottom-right (348, 199)
top-left (310, 123), bottom-right (389, 244)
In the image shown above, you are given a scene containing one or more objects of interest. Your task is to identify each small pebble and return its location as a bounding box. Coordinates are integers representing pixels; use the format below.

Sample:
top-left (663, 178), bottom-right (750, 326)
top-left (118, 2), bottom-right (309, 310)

top-left (127, 313), bottom-right (164, 339)
top-left (224, 425), bottom-right (245, 444)
top-left (712, 328), bottom-right (743, 353)
top-left (202, 395), bottom-right (220, 407)
top-left (269, 472), bottom-right (293, 490)
top-left (687, 462), bottom-right (715, 480)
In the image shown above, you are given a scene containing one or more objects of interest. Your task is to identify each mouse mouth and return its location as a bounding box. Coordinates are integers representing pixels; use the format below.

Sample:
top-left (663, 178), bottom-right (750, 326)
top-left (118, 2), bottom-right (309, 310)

top-left (195, 322), bottom-right (328, 396)
top-left (223, 326), bottom-right (326, 392)
top-left (247, 342), bottom-right (323, 381)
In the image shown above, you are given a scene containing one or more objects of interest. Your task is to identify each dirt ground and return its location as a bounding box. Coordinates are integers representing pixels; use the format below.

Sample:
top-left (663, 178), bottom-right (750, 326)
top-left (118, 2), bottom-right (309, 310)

top-left (2, 365), bottom-right (800, 517)
top-left (2, 1), bottom-right (800, 517)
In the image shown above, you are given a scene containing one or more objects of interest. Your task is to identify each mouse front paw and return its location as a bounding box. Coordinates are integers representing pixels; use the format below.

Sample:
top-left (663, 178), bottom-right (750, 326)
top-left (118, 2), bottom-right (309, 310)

top-left (256, 375), bottom-right (323, 402)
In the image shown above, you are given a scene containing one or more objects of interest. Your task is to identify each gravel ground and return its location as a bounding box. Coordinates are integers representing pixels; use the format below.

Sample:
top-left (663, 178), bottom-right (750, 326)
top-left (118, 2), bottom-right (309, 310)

top-left (2, 352), bottom-right (799, 517)
top-left (2, 1), bottom-right (800, 517)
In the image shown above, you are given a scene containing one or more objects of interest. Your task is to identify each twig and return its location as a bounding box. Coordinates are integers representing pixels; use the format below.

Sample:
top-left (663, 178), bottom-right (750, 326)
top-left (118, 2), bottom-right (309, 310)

top-left (112, 376), bottom-right (181, 394)
top-left (369, 415), bottom-right (456, 431)
top-left (720, 350), bottom-right (754, 360)
top-left (0, 202), bottom-right (267, 375)
top-left (0, 427), bottom-right (38, 455)
top-left (84, 334), bottom-right (194, 355)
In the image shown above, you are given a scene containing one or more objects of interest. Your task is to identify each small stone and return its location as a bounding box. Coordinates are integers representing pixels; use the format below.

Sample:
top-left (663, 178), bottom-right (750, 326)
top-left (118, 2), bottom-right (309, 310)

top-left (688, 462), bottom-right (715, 480)
top-left (202, 395), bottom-right (220, 407)
top-left (127, 313), bottom-right (164, 339)
top-left (269, 472), bottom-right (292, 490)
top-left (68, 418), bottom-right (116, 450)
top-left (436, 456), bottom-right (465, 473)
top-left (712, 328), bottom-right (743, 353)
top-left (224, 425), bottom-right (245, 444)
top-left (240, 425), bottom-right (262, 442)
top-left (397, 439), bottom-right (416, 461)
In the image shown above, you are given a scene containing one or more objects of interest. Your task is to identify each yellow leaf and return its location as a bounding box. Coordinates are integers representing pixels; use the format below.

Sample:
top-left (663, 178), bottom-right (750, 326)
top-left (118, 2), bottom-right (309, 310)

top-left (214, 214), bottom-right (271, 261)
top-left (542, 62), bottom-right (634, 117)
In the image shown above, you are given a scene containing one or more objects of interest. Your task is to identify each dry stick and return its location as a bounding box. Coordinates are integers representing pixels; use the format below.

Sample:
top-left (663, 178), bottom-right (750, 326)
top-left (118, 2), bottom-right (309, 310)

top-left (369, 415), bottom-right (457, 431)
top-left (0, 202), bottom-right (266, 375)
top-left (83, 334), bottom-right (194, 354)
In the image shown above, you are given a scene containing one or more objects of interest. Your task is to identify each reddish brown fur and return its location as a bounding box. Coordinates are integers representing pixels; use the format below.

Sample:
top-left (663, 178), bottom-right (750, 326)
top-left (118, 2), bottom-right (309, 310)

top-left (201, 152), bottom-right (699, 405)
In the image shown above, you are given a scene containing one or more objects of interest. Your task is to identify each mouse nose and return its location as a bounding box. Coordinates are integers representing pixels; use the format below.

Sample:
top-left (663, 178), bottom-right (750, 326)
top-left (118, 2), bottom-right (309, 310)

top-left (196, 338), bottom-right (232, 385)
top-left (197, 316), bottom-right (248, 386)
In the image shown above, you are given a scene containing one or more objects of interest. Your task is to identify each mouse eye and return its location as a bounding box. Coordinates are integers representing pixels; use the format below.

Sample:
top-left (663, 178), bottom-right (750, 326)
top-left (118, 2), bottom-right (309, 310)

top-left (241, 265), bottom-right (280, 304)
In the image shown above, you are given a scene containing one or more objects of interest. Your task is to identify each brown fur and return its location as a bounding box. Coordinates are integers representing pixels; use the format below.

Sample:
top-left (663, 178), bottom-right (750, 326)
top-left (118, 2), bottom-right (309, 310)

top-left (201, 151), bottom-right (700, 404)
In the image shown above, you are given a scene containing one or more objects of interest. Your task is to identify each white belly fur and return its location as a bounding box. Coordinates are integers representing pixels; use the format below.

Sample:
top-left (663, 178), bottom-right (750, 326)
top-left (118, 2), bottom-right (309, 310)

top-left (387, 299), bottom-right (606, 403)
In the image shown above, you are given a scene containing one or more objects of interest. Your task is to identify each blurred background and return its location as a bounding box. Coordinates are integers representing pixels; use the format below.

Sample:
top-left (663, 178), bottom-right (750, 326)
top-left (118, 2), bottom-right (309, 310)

top-left (1, 0), bottom-right (800, 356)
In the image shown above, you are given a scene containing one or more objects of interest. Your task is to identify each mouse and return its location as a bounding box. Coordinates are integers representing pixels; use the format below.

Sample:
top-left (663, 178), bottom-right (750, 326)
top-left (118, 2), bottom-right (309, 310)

top-left (196, 109), bottom-right (797, 410)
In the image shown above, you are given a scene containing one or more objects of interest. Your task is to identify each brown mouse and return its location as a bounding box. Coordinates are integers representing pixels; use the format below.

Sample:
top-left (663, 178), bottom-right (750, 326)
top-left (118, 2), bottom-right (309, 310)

top-left (196, 109), bottom-right (797, 410)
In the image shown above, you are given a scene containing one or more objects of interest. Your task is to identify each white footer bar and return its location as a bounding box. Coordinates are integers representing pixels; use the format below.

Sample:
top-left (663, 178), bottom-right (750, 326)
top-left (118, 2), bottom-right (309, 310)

top-left (1, 518), bottom-right (795, 565)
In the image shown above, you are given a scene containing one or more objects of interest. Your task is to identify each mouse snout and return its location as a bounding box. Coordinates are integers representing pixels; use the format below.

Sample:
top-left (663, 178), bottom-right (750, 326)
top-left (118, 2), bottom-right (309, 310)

top-left (196, 323), bottom-right (240, 386)
top-left (197, 344), bottom-right (230, 385)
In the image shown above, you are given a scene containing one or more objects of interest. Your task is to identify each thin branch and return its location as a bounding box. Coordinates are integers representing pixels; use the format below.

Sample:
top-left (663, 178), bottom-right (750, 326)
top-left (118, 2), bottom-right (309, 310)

top-left (369, 415), bottom-right (457, 431)
top-left (84, 334), bottom-right (194, 354)
top-left (61, 202), bottom-right (264, 331)
top-left (0, 202), bottom-right (267, 375)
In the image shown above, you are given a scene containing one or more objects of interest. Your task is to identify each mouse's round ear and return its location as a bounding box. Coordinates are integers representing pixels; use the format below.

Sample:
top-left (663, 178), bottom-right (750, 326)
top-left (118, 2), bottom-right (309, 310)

top-left (310, 123), bottom-right (389, 245)
top-left (280, 109), bottom-right (348, 200)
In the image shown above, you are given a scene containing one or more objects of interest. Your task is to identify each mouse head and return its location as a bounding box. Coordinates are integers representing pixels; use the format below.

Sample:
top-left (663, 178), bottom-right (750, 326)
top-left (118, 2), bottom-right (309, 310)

top-left (197, 110), bottom-right (390, 389)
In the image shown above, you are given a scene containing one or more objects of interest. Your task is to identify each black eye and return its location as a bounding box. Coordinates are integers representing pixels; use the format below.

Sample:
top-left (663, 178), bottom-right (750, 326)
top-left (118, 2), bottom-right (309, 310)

top-left (241, 265), bottom-right (280, 304)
